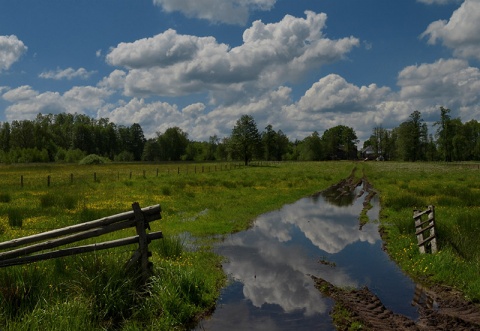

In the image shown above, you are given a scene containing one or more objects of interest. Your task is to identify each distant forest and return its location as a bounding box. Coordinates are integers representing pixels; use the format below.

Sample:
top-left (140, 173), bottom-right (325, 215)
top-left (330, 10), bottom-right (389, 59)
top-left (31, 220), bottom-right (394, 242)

top-left (0, 107), bottom-right (478, 164)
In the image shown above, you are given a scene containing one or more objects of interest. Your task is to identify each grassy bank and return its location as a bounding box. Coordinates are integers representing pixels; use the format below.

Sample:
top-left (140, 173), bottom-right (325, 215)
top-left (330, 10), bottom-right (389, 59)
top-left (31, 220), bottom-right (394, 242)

top-left (0, 161), bottom-right (353, 330)
top-left (362, 162), bottom-right (480, 301)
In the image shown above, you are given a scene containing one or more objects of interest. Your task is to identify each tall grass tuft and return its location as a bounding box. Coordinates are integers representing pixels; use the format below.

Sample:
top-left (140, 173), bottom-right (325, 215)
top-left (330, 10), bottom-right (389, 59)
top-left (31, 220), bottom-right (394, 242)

top-left (0, 265), bottom-right (45, 319)
top-left (39, 192), bottom-right (78, 210)
top-left (7, 208), bottom-right (23, 228)
top-left (70, 255), bottom-right (141, 329)
top-left (385, 193), bottom-right (425, 212)
top-left (443, 210), bottom-right (480, 261)
top-left (156, 235), bottom-right (184, 259)
top-left (0, 193), bottom-right (11, 203)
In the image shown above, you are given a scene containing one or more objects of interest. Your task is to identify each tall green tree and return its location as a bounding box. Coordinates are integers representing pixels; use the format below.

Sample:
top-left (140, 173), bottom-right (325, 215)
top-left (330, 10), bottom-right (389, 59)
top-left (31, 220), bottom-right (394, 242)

top-left (396, 110), bottom-right (428, 161)
top-left (229, 115), bottom-right (262, 165)
top-left (366, 126), bottom-right (396, 160)
top-left (261, 125), bottom-right (290, 161)
top-left (129, 123), bottom-right (146, 161)
top-left (10, 120), bottom-right (35, 149)
top-left (435, 107), bottom-right (455, 162)
top-left (0, 122), bottom-right (11, 152)
top-left (321, 125), bottom-right (358, 160)
top-left (463, 119), bottom-right (480, 160)
top-left (298, 131), bottom-right (323, 161)
top-left (157, 127), bottom-right (189, 161)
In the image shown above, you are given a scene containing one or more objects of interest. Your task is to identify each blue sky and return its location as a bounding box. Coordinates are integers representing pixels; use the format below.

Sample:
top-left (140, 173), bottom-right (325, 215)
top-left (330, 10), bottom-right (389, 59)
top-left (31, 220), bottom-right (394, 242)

top-left (1, 0), bottom-right (479, 143)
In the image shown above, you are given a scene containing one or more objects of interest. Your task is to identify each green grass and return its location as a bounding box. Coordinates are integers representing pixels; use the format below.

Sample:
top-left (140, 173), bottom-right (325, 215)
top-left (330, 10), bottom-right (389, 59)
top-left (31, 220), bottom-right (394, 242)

top-left (4, 161), bottom-right (480, 328)
top-left (0, 161), bottom-right (353, 330)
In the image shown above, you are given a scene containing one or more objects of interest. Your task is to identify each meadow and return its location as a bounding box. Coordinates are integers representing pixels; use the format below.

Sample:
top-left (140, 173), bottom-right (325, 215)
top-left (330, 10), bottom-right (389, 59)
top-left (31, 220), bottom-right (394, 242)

top-left (0, 161), bottom-right (353, 330)
top-left (1, 161), bottom-right (480, 330)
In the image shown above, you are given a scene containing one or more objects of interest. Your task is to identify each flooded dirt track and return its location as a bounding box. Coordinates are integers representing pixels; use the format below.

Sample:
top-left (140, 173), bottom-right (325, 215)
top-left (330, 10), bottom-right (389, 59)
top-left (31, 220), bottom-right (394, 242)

top-left (194, 176), bottom-right (480, 330)
top-left (313, 276), bottom-right (480, 330)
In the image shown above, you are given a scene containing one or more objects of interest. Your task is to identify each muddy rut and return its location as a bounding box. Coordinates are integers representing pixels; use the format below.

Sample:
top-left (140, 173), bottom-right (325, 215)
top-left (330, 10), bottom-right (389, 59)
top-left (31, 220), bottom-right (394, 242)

top-left (312, 275), bottom-right (480, 330)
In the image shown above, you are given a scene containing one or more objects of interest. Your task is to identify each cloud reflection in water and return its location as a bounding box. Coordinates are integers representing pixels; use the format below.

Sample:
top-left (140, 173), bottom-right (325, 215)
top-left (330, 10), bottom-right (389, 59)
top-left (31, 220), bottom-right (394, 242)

top-left (213, 190), bottom-right (378, 324)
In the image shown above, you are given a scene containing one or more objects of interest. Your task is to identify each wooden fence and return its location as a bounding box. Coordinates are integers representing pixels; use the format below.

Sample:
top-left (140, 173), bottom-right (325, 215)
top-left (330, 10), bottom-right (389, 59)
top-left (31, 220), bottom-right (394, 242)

top-left (0, 202), bottom-right (162, 283)
top-left (13, 161), bottom-right (279, 188)
top-left (413, 205), bottom-right (437, 254)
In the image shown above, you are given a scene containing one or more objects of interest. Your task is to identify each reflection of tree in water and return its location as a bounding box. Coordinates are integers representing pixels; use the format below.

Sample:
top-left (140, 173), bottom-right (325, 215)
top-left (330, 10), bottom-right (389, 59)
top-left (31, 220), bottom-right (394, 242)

top-left (319, 186), bottom-right (357, 206)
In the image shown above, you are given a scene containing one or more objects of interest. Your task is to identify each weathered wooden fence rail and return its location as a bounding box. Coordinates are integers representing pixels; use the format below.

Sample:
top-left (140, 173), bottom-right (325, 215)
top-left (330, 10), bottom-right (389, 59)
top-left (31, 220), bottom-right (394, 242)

top-left (0, 202), bottom-right (162, 282)
top-left (413, 205), bottom-right (437, 254)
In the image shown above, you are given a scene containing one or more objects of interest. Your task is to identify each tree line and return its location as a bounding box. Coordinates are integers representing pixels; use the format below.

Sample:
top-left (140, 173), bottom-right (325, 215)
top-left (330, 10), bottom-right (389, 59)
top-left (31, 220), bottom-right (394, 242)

top-left (363, 107), bottom-right (480, 162)
top-left (0, 107), bottom-right (478, 164)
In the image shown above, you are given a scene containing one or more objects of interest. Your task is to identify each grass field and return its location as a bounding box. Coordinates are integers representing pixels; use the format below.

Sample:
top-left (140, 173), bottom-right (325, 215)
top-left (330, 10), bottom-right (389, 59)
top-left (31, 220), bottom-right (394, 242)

top-left (1, 161), bottom-right (480, 330)
top-left (0, 161), bottom-right (353, 330)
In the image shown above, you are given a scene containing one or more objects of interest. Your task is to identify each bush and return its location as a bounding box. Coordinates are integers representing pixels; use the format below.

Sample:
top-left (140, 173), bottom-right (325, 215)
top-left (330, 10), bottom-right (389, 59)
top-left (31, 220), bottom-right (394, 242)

top-left (79, 154), bottom-right (110, 165)
top-left (65, 148), bottom-right (87, 163)
top-left (114, 151), bottom-right (135, 162)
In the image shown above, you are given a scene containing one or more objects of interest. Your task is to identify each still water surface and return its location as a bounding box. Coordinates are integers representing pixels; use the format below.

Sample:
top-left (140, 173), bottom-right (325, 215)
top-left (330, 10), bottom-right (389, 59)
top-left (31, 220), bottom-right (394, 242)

top-left (195, 186), bottom-right (418, 330)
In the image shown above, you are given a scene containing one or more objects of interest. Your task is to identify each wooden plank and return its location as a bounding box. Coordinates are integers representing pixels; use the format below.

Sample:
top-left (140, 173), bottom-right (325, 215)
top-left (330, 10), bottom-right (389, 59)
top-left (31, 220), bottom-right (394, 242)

top-left (0, 231), bottom-right (163, 268)
top-left (417, 234), bottom-right (436, 247)
top-left (0, 218), bottom-right (136, 261)
top-left (125, 249), bottom-right (141, 270)
top-left (415, 218), bottom-right (433, 229)
top-left (415, 222), bottom-right (435, 235)
top-left (413, 209), bottom-right (430, 219)
top-left (0, 204), bottom-right (161, 250)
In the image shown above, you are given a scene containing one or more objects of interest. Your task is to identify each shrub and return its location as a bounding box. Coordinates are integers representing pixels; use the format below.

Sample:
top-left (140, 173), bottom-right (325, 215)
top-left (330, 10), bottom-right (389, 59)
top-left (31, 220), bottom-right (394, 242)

top-left (65, 148), bottom-right (87, 163)
top-left (114, 151), bottom-right (135, 162)
top-left (79, 154), bottom-right (110, 165)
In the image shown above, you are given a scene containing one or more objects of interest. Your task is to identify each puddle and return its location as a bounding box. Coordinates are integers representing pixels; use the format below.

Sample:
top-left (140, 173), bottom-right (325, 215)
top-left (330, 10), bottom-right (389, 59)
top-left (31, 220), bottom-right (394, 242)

top-left (194, 184), bottom-right (418, 330)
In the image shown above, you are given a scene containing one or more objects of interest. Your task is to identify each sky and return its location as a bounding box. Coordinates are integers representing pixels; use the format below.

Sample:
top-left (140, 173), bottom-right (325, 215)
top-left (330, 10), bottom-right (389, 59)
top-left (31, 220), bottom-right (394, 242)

top-left (1, 0), bottom-right (479, 144)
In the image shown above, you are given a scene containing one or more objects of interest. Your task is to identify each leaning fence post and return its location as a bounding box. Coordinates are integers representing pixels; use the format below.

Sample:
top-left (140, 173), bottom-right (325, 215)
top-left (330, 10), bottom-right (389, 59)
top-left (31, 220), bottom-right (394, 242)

top-left (414, 205), bottom-right (437, 254)
top-left (132, 202), bottom-right (152, 283)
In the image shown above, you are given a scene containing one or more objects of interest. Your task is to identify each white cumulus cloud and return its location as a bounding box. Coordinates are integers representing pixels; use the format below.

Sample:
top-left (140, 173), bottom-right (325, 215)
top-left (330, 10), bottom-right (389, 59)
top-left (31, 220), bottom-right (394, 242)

top-left (153, 0), bottom-right (277, 25)
top-left (0, 35), bottom-right (27, 72)
top-left (106, 11), bottom-right (359, 103)
top-left (421, 0), bottom-right (480, 60)
top-left (39, 67), bottom-right (97, 80)
top-left (2, 85), bottom-right (112, 121)
top-left (417, 0), bottom-right (461, 4)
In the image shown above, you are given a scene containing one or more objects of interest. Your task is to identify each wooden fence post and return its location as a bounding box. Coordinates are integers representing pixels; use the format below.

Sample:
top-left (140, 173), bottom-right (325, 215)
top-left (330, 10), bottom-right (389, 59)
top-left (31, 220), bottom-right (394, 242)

top-left (413, 205), bottom-right (437, 254)
top-left (132, 202), bottom-right (153, 283)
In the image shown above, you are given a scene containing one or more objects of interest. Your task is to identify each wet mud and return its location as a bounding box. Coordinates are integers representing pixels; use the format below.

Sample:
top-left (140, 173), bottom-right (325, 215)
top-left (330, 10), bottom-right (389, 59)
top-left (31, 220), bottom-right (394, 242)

top-left (312, 276), bottom-right (480, 330)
